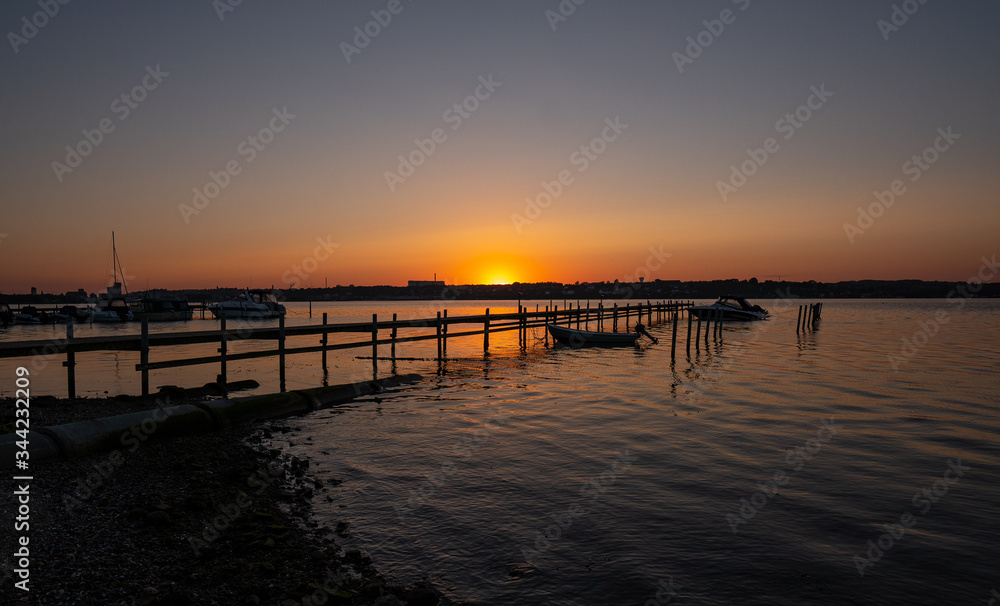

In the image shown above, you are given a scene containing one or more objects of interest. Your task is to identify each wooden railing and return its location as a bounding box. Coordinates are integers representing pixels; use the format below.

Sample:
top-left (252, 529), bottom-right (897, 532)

top-left (0, 300), bottom-right (696, 398)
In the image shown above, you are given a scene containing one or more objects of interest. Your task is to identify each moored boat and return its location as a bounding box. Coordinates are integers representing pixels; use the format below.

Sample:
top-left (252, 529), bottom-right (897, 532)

top-left (209, 290), bottom-right (286, 319)
top-left (91, 298), bottom-right (134, 322)
top-left (689, 295), bottom-right (768, 321)
top-left (546, 323), bottom-right (642, 347)
top-left (91, 232), bottom-right (134, 322)
top-left (131, 297), bottom-right (193, 322)
top-left (53, 305), bottom-right (91, 323)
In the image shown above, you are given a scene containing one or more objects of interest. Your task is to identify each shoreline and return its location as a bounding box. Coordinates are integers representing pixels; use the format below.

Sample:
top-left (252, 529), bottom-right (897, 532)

top-left (0, 393), bottom-right (440, 606)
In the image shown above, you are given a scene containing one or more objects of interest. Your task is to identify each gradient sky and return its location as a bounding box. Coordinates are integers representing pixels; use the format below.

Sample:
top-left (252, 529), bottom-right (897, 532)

top-left (2, 1), bottom-right (998, 293)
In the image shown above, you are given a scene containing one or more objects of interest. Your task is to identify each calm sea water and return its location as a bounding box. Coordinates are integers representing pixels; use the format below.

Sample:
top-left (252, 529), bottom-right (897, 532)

top-left (3, 299), bottom-right (999, 604)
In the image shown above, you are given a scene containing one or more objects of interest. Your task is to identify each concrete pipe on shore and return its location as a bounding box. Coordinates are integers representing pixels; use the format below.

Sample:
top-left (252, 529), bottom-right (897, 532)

top-left (0, 374), bottom-right (423, 468)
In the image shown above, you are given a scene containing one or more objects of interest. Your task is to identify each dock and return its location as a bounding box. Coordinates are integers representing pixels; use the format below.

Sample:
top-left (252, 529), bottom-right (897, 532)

top-left (0, 300), bottom-right (701, 398)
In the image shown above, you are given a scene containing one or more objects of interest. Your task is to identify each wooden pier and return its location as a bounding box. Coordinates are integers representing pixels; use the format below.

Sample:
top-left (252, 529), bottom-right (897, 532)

top-left (0, 300), bottom-right (697, 398)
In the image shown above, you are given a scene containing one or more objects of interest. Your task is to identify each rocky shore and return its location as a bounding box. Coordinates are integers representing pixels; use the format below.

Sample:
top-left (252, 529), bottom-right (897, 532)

top-left (0, 391), bottom-right (439, 606)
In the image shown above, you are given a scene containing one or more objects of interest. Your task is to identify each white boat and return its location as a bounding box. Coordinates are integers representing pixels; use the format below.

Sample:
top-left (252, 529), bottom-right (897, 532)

top-left (689, 296), bottom-right (768, 321)
top-left (209, 290), bottom-right (286, 319)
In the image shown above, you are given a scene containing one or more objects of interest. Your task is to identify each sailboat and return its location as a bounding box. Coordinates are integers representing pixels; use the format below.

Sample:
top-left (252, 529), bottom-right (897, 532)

top-left (91, 232), bottom-right (134, 322)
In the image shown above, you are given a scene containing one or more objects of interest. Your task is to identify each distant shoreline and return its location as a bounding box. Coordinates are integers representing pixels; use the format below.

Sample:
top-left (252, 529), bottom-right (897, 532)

top-left (5, 278), bottom-right (998, 305)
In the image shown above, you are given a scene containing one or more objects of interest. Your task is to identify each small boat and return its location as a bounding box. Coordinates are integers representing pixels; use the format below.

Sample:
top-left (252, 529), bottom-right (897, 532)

top-left (689, 295), bottom-right (768, 321)
top-left (546, 323), bottom-right (643, 347)
top-left (13, 306), bottom-right (55, 324)
top-left (131, 297), bottom-right (193, 322)
top-left (53, 305), bottom-right (91, 323)
top-left (209, 290), bottom-right (286, 319)
top-left (91, 298), bottom-right (134, 322)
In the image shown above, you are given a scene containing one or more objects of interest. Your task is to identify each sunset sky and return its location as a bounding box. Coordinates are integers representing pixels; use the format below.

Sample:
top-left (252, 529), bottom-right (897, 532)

top-left (2, 1), bottom-right (998, 293)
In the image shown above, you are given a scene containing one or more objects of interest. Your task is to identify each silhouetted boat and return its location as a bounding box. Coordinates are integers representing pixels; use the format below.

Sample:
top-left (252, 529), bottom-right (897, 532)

top-left (92, 232), bottom-right (134, 322)
top-left (546, 324), bottom-right (641, 347)
top-left (91, 298), bottom-right (133, 322)
top-left (689, 296), bottom-right (768, 321)
top-left (0, 303), bottom-right (11, 327)
top-left (54, 305), bottom-right (91, 323)
top-left (131, 298), bottom-right (193, 322)
top-left (209, 290), bottom-right (286, 319)
top-left (13, 306), bottom-right (56, 324)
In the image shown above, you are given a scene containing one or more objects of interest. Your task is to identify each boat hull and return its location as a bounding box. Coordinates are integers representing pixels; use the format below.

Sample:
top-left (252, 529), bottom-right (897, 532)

top-left (546, 324), bottom-right (640, 347)
top-left (688, 306), bottom-right (766, 321)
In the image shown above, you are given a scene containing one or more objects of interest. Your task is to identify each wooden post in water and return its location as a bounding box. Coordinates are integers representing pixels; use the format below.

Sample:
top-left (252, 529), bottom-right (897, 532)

top-left (66, 320), bottom-right (76, 399)
top-left (391, 313), bottom-right (398, 359)
top-left (694, 312), bottom-right (702, 348)
top-left (671, 309), bottom-right (679, 359)
top-left (279, 315), bottom-right (286, 391)
top-left (796, 305), bottom-right (803, 333)
top-left (484, 308), bottom-right (490, 352)
top-left (371, 313), bottom-right (378, 377)
top-left (219, 315), bottom-right (228, 386)
top-left (436, 311), bottom-right (442, 361)
top-left (613, 304), bottom-right (618, 332)
top-left (686, 311), bottom-right (693, 355)
top-left (309, 301), bottom-right (312, 318)
top-left (140, 318), bottom-right (149, 396)
top-left (321, 313), bottom-right (328, 371)
top-left (443, 309), bottom-right (448, 356)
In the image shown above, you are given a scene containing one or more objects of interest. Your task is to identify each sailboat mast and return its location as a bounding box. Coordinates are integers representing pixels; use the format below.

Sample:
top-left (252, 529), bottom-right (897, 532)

top-left (112, 231), bottom-right (128, 295)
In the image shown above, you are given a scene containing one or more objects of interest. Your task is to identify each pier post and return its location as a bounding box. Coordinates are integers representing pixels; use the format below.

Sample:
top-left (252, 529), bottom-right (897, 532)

top-left (686, 311), bottom-right (693, 355)
top-left (391, 313), bottom-right (398, 359)
top-left (613, 304), bottom-right (618, 332)
top-left (371, 313), bottom-right (378, 378)
top-left (321, 313), bottom-right (328, 371)
top-left (436, 312), bottom-right (442, 361)
top-left (279, 315), bottom-right (286, 392)
top-left (66, 320), bottom-right (76, 399)
top-left (140, 318), bottom-right (149, 396)
top-left (443, 309), bottom-right (448, 356)
top-left (219, 315), bottom-right (227, 386)
top-left (309, 301), bottom-right (312, 318)
top-left (484, 308), bottom-right (490, 352)
top-left (544, 306), bottom-right (549, 346)
top-left (671, 309), bottom-right (679, 359)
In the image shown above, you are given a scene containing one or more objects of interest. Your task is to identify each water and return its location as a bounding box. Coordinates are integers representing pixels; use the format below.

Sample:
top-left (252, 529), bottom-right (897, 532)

top-left (4, 299), bottom-right (999, 604)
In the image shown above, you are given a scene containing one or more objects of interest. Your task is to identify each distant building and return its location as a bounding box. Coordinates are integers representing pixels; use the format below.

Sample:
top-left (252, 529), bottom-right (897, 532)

top-left (408, 280), bottom-right (445, 288)
top-left (30, 287), bottom-right (37, 295)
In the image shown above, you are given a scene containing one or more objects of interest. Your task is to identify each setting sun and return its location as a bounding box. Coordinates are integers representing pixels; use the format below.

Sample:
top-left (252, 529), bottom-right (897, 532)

top-left (486, 272), bottom-right (512, 285)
